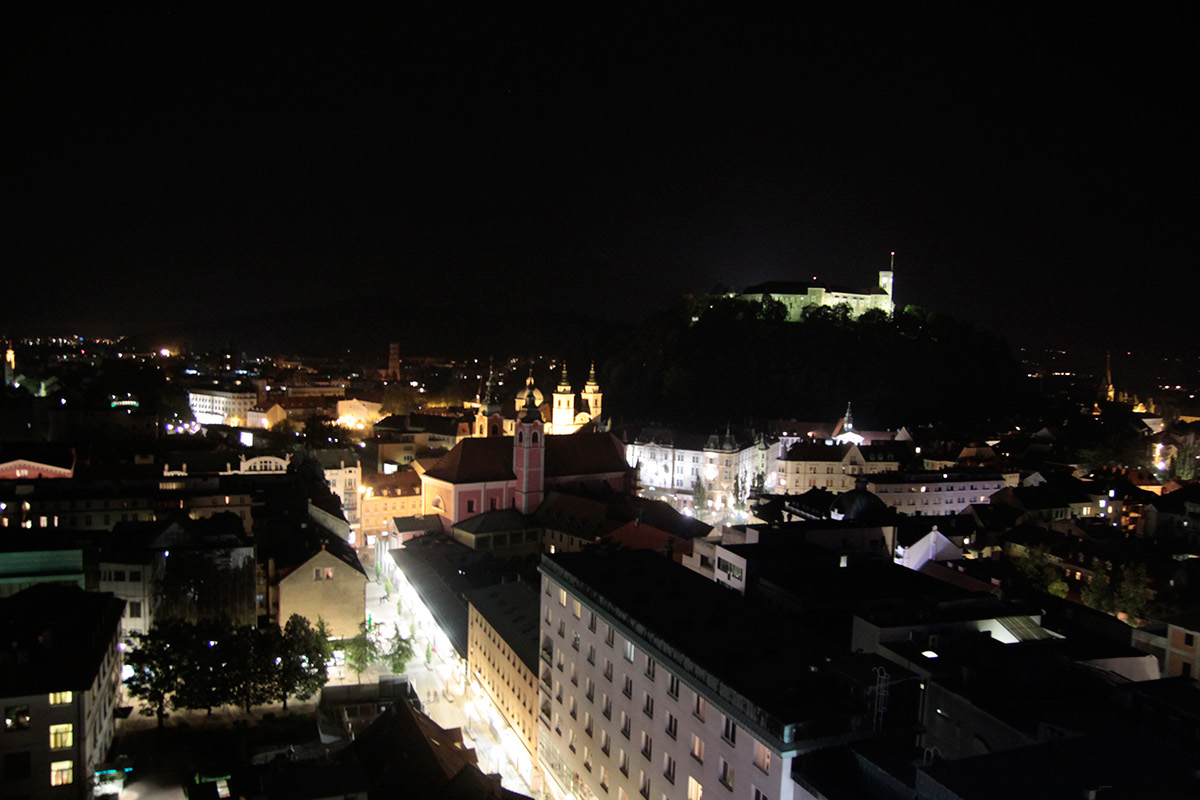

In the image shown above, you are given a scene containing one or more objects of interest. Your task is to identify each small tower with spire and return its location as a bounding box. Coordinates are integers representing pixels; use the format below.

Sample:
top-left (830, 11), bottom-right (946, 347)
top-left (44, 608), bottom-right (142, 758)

top-left (513, 390), bottom-right (545, 514)
top-left (581, 362), bottom-right (603, 420)
top-left (552, 364), bottom-right (575, 433)
top-left (476, 360), bottom-right (504, 437)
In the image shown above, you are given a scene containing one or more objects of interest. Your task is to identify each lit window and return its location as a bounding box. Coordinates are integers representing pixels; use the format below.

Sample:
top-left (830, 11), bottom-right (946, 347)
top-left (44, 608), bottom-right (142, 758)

top-left (50, 723), bottom-right (73, 749)
top-left (691, 734), bottom-right (705, 763)
top-left (559, 588), bottom-right (567, 607)
top-left (754, 742), bottom-right (772, 773)
top-left (624, 640), bottom-right (635, 663)
top-left (688, 776), bottom-right (703, 800)
top-left (51, 760), bottom-right (74, 786)
top-left (48, 692), bottom-right (72, 706)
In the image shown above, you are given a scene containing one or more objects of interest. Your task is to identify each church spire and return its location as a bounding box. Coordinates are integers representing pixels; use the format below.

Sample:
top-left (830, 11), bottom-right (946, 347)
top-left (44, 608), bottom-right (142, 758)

top-left (843, 401), bottom-right (854, 431)
top-left (556, 364), bottom-right (572, 393)
top-left (520, 381), bottom-right (543, 422)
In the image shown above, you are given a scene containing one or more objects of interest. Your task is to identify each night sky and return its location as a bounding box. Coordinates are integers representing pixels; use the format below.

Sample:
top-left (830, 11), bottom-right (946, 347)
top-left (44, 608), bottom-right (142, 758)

top-left (9, 8), bottom-right (1195, 360)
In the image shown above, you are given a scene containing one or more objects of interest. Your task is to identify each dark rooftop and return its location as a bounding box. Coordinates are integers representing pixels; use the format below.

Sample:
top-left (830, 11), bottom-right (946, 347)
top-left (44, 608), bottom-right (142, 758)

top-left (0, 584), bottom-right (124, 695)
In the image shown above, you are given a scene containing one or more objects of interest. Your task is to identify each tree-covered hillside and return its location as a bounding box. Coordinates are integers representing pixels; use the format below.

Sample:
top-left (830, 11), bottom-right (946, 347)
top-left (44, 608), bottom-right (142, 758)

top-left (602, 296), bottom-right (1028, 430)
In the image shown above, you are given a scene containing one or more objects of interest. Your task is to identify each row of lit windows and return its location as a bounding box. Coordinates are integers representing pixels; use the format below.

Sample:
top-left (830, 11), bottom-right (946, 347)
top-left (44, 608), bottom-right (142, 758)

top-left (545, 580), bottom-right (777, 799)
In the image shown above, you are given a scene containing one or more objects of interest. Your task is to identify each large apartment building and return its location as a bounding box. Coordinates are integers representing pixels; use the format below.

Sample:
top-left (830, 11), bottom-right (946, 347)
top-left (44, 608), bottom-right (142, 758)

top-left (538, 551), bottom-right (866, 800)
top-left (0, 585), bottom-right (125, 799)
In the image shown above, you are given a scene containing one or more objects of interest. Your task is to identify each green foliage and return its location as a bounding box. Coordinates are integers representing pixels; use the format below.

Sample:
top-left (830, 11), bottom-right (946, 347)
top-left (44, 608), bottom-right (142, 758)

top-left (125, 617), bottom-right (332, 720)
top-left (603, 296), bottom-right (1026, 430)
top-left (381, 624), bottom-right (415, 675)
top-left (171, 619), bottom-right (229, 715)
top-left (340, 621), bottom-right (381, 683)
top-left (1175, 441), bottom-right (1199, 480)
top-left (1114, 563), bottom-right (1152, 621)
top-left (692, 477), bottom-right (707, 511)
top-left (277, 614), bottom-right (332, 709)
top-left (1047, 580), bottom-right (1070, 598)
top-left (125, 622), bottom-right (188, 727)
top-left (1081, 562), bottom-right (1115, 613)
top-left (1014, 544), bottom-right (1061, 593)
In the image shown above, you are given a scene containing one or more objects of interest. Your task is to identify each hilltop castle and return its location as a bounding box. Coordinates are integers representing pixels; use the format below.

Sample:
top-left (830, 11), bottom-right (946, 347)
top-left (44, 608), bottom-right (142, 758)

top-left (740, 269), bottom-right (894, 320)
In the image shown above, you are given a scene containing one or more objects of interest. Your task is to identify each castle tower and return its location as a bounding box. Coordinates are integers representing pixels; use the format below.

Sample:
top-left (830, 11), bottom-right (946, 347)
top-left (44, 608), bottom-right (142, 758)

top-left (552, 365), bottom-right (575, 433)
top-left (387, 343), bottom-right (400, 380)
top-left (513, 390), bottom-right (545, 514)
top-left (580, 362), bottom-right (603, 420)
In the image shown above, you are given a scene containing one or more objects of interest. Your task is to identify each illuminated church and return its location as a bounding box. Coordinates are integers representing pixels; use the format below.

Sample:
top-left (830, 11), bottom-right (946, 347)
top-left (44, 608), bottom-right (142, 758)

top-left (472, 363), bottom-right (603, 438)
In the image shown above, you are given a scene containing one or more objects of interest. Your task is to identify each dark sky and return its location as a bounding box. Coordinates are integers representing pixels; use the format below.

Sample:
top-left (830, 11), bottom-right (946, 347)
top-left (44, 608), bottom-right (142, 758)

top-left (8, 7), bottom-right (1195, 359)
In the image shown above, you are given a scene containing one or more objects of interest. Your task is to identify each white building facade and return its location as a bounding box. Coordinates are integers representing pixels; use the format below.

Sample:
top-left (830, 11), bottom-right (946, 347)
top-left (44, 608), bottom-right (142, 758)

top-left (538, 557), bottom-right (801, 800)
top-left (187, 388), bottom-right (257, 427)
top-left (624, 432), bottom-right (776, 515)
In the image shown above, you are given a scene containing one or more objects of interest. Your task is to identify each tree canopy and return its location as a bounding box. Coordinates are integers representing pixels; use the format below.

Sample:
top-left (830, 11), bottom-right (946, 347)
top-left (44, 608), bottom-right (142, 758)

top-left (125, 616), bottom-right (333, 723)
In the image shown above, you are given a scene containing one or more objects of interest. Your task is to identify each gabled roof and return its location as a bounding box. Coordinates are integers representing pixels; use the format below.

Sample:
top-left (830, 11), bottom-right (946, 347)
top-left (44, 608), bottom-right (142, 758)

top-left (272, 527), bottom-right (367, 579)
top-left (390, 514), bottom-right (444, 535)
top-left (423, 432), bottom-right (628, 485)
top-left (782, 441), bottom-right (853, 462)
top-left (452, 509), bottom-right (538, 534)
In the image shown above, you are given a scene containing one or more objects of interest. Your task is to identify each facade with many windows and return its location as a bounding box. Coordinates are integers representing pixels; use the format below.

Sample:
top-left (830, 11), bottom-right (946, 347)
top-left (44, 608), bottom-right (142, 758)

top-left (538, 552), bottom-right (837, 800)
top-left (623, 430), bottom-right (776, 515)
top-left (464, 582), bottom-right (541, 788)
top-left (0, 585), bottom-right (125, 799)
top-left (868, 470), bottom-right (1007, 517)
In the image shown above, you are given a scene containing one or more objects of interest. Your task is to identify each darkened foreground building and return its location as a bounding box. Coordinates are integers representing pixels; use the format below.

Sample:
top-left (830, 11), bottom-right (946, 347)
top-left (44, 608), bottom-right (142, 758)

top-left (537, 550), bottom-right (1200, 800)
top-left (0, 585), bottom-right (124, 799)
top-left (189, 697), bottom-right (528, 800)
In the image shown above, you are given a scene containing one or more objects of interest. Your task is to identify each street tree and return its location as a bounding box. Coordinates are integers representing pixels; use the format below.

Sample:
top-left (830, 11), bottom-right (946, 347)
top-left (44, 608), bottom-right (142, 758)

top-left (1081, 560), bottom-right (1115, 613)
top-left (171, 618), bottom-right (228, 715)
top-left (276, 614), bottom-right (332, 709)
top-left (380, 623), bottom-right (415, 675)
top-left (341, 621), bottom-right (381, 683)
top-left (692, 478), bottom-right (707, 516)
top-left (125, 622), bottom-right (188, 727)
top-left (1115, 563), bottom-right (1152, 621)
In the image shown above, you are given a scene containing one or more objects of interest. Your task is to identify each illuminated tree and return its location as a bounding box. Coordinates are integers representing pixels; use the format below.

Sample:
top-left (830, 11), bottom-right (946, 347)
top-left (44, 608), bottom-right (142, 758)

top-left (691, 478), bottom-right (707, 514)
top-left (381, 624), bottom-right (415, 675)
top-left (126, 622), bottom-right (187, 727)
top-left (1115, 563), bottom-right (1152, 621)
top-left (341, 621), bottom-right (381, 684)
top-left (275, 615), bottom-right (332, 709)
top-left (1081, 561), bottom-right (1115, 613)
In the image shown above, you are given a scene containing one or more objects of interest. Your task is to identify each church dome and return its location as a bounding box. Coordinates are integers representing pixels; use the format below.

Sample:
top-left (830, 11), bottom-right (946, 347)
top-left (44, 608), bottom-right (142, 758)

top-left (515, 386), bottom-right (544, 408)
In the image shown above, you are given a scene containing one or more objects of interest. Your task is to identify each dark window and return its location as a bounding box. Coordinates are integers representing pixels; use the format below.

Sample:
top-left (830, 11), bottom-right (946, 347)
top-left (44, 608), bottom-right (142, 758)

top-left (3, 750), bottom-right (31, 779)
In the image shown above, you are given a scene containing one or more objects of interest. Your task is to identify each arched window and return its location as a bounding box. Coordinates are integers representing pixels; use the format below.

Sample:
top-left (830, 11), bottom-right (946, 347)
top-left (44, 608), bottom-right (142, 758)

top-left (532, 432), bottom-right (540, 445)
top-left (491, 424), bottom-right (498, 436)
top-left (432, 497), bottom-right (444, 510)
top-left (518, 431), bottom-right (525, 444)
